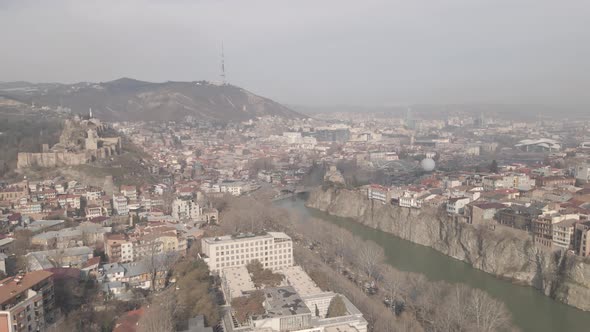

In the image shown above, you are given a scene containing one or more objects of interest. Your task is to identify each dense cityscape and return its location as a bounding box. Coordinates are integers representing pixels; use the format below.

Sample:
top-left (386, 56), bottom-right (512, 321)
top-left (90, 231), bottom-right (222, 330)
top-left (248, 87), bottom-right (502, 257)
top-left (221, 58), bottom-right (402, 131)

top-left (1, 1), bottom-right (590, 332)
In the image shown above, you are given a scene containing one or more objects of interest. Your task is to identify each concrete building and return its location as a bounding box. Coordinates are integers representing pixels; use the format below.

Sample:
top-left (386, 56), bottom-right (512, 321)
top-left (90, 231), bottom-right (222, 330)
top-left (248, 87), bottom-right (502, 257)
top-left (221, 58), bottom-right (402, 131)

top-left (105, 234), bottom-right (134, 263)
top-left (574, 221), bottom-right (590, 257)
top-left (0, 271), bottom-right (55, 332)
top-left (575, 164), bottom-right (590, 183)
top-left (367, 185), bottom-right (389, 203)
top-left (112, 195), bottom-right (129, 216)
top-left (552, 218), bottom-right (578, 250)
top-left (172, 198), bottom-right (205, 221)
top-left (447, 197), bottom-right (471, 215)
top-left (201, 232), bottom-right (293, 273)
top-left (465, 202), bottom-right (505, 226)
top-left (533, 211), bottom-right (580, 249)
top-left (482, 174), bottom-right (535, 191)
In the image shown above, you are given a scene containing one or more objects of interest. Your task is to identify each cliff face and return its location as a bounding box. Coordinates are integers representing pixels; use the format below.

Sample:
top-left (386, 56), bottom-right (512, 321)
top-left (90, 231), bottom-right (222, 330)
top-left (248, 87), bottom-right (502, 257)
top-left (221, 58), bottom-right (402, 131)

top-left (306, 186), bottom-right (590, 311)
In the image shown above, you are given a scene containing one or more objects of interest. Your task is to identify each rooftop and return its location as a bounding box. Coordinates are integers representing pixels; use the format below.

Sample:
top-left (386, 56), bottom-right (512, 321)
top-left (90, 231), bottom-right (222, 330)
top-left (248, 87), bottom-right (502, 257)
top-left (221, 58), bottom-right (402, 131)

top-left (279, 266), bottom-right (322, 297)
top-left (222, 266), bottom-right (256, 299)
top-left (203, 231), bottom-right (291, 245)
top-left (258, 286), bottom-right (311, 319)
top-left (0, 270), bottom-right (53, 304)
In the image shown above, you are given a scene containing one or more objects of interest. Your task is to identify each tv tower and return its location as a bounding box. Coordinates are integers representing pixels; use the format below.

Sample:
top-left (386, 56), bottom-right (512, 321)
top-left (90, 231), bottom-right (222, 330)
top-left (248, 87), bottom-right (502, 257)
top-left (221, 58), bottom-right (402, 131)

top-left (220, 42), bottom-right (227, 85)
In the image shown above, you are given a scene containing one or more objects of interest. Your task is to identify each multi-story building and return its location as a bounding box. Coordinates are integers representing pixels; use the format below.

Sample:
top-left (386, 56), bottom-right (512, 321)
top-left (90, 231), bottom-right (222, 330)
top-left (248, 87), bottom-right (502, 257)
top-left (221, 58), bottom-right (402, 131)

top-left (0, 185), bottom-right (29, 203)
top-left (552, 218), bottom-right (578, 250)
top-left (171, 198), bottom-right (203, 221)
top-left (574, 221), bottom-right (590, 256)
top-left (482, 173), bottom-right (535, 191)
top-left (495, 206), bottom-right (541, 231)
top-left (446, 197), bottom-right (471, 215)
top-left (201, 232), bottom-right (293, 273)
top-left (536, 176), bottom-right (576, 188)
top-left (367, 184), bottom-right (389, 203)
top-left (465, 202), bottom-right (505, 226)
top-left (106, 234), bottom-right (134, 263)
top-left (112, 195), bottom-right (129, 216)
top-left (120, 185), bottom-right (138, 201)
top-left (574, 164), bottom-right (590, 183)
top-left (0, 271), bottom-right (55, 332)
top-left (532, 211), bottom-right (580, 249)
top-left (85, 204), bottom-right (104, 219)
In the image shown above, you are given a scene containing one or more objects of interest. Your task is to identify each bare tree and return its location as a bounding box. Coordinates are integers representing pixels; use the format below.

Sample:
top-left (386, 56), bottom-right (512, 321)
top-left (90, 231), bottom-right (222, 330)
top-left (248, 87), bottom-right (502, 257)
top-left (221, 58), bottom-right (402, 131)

top-left (355, 239), bottom-right (385, 280)
top-left (138, 290), bottom-right (176, 332)
top-left (466, 287), bottom-right (512, 332)
top-left (143, 241), bottom-right (178, 291)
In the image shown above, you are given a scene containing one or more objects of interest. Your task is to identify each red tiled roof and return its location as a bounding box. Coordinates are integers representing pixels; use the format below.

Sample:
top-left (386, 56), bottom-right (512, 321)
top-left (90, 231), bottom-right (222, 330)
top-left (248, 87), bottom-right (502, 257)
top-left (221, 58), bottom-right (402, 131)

top-left (113, 308), bottom-right (144, 332)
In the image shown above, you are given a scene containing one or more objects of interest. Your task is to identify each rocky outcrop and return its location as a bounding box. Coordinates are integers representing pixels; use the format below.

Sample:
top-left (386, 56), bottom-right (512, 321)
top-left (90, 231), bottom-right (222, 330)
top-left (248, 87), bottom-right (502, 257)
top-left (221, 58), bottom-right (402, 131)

top-left (306, 186), bottom-right (590, 311)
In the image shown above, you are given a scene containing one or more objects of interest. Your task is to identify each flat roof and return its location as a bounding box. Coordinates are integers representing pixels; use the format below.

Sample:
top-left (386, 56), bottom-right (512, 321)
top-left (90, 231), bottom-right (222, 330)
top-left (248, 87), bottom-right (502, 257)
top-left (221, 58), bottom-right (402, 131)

top-left (279, 266), bottom-right (322, 297)
top-left (203, 232), bottom-right (291, 245)
top-left (258, 286), bottom-right (310, 318)
top-left (0, 271), bottom-right (53, 304)
top-left (222, 266), bottom-right (256, 299)
top-left (324, 325), bottom-right (360, 332)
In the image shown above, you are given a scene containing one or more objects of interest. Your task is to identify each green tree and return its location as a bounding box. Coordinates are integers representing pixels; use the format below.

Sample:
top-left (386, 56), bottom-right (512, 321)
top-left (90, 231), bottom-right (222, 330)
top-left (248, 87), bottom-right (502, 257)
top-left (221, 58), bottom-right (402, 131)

top-left (327, 295), bottom-right (347, 318)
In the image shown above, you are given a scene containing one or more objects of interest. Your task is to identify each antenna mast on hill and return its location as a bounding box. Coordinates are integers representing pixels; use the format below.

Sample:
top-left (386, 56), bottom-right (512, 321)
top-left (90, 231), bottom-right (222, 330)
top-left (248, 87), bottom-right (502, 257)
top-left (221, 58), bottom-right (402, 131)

top-left (221, 42), bottom-right (227, 85)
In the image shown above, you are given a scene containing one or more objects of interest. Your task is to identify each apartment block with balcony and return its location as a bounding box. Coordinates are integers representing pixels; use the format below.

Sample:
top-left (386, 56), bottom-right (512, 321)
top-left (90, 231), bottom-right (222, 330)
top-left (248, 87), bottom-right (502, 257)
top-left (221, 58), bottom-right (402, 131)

top-left (0, 271), bottom-right (55, 332)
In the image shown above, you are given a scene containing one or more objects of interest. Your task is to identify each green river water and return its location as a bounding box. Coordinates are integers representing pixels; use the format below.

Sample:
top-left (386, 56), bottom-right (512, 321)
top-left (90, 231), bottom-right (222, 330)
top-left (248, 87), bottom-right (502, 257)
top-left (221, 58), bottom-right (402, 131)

top-left (276, 197), bottom-right (590, 332)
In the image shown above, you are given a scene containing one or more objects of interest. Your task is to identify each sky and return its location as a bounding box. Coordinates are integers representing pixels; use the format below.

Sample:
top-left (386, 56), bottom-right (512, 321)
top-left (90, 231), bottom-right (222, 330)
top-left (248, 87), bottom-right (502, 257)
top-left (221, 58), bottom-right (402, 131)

top-left (1, 0), bottom-right (589, 106)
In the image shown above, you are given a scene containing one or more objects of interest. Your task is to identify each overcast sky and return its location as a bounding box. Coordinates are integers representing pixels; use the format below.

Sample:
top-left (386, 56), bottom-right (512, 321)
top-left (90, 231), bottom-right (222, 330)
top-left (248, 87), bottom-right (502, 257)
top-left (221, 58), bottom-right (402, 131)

top-left (1, 0), bottom-right (589, 106)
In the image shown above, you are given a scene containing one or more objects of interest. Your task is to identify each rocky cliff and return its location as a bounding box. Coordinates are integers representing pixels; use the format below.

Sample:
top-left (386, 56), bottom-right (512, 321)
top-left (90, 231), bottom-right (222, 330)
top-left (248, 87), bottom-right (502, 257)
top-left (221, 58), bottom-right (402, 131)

top-left (306, 186), bottom-right (590, 311)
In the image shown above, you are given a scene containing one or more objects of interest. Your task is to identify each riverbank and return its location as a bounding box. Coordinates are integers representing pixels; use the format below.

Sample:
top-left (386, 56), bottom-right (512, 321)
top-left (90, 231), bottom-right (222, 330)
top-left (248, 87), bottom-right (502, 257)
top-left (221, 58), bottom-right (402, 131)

top-left (305, 185), bottom-right (590, 312)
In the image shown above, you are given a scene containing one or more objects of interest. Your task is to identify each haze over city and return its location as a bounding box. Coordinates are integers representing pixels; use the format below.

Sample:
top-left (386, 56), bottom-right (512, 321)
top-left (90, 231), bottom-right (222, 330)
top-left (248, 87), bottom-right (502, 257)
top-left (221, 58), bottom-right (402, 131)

top-left (2, 1), bottom-right (590, 332)
top-left (1, 0), bottom-right (590, 106)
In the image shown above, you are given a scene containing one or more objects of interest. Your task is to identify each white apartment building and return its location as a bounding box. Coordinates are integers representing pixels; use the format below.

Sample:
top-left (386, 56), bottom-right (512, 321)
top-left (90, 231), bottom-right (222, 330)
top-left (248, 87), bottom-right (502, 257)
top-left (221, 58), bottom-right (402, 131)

top-left (482, 173), bottom-right (535, 190)
top-left (201, 232), bottom-right (293, 273)
top-left (399, 192), bottom-right (424, 209)
top-left (121, 242), bottom-right (134, 262)
top-left (575, 164), bottom-right (590, 183)
top-left (220, 182), bottom-right (248, 196)
top-left (171, 198), bottom-right (203, 220)
top-left (367, 185), bottom-right (389, 203)
top-left (447, 197), bottom-right (471, 214)
top-left (112, 195), bottom-right (129, 216)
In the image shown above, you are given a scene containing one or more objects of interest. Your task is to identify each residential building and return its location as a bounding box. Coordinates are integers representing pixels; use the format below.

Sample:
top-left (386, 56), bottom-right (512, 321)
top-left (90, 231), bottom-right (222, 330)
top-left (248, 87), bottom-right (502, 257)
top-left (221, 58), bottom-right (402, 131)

top-left (112, 195), bottom-right (129, 216)
top-left (367, 185), bottom-right (390, 203)
top-left (574, 164), bottom-right (590, 183)
top-left (533, 211), bottom-right (580, 249)
top-left (552, 218), bottom-right (578, 250)
top-left (102, 261), bottom-right (167, 291)
top-left (574, 221), bottom-right (590, 257)
top-left (0, 271), bottom-right (55, 332)
top-left (120, 185), bottom-right (138, 201)
top-left (106, 234), bottom-right (134, 263)
top-left (536, 176), bottom-right (576, 188)
top-left (495, 206), bottom-right (541, 231)
top-left (465, 202), bottom-right (505, 226)
top-left (447, 197), bottom-right (471, 215)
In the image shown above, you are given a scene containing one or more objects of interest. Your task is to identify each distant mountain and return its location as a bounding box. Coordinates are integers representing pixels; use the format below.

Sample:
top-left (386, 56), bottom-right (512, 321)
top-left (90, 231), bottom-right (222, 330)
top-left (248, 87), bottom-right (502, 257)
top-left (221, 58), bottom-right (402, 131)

top-left (0, 78), bottom-right (302, 122)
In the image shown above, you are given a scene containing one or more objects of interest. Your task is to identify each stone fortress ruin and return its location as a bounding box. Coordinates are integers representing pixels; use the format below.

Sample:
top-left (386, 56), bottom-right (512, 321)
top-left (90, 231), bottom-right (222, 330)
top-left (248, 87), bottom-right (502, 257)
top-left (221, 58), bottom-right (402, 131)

top-left (17, 111), bottom-right (122, 169)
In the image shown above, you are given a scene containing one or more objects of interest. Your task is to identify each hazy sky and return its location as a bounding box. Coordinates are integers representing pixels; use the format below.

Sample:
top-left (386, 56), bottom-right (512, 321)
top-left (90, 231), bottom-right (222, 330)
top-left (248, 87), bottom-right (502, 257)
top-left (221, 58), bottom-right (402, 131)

top-left (1, 0), bottom-right (589, 106)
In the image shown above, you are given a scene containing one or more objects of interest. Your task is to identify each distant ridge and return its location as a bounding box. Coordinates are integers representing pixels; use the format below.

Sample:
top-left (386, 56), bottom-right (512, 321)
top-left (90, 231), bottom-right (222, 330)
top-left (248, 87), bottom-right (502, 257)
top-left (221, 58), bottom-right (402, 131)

top-left (0, 78), bottom-right (303, 122)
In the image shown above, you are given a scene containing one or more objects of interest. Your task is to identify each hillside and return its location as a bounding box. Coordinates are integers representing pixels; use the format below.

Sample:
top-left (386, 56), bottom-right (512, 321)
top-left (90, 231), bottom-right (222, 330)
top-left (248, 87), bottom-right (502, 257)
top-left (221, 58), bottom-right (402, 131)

top-left (0, 78), bottom-right (302, 122)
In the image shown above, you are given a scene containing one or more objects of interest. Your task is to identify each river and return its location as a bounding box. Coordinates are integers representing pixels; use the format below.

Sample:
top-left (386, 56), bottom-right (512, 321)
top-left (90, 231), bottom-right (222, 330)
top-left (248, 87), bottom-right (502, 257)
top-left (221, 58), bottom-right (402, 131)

top-left (276, 197), bottom-right (590, 332)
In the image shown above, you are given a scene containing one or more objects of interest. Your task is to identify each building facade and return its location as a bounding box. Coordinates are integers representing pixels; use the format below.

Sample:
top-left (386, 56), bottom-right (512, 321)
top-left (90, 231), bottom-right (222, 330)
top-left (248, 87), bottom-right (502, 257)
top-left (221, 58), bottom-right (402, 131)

top-left (201, 232), bottom-right (293, 273)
